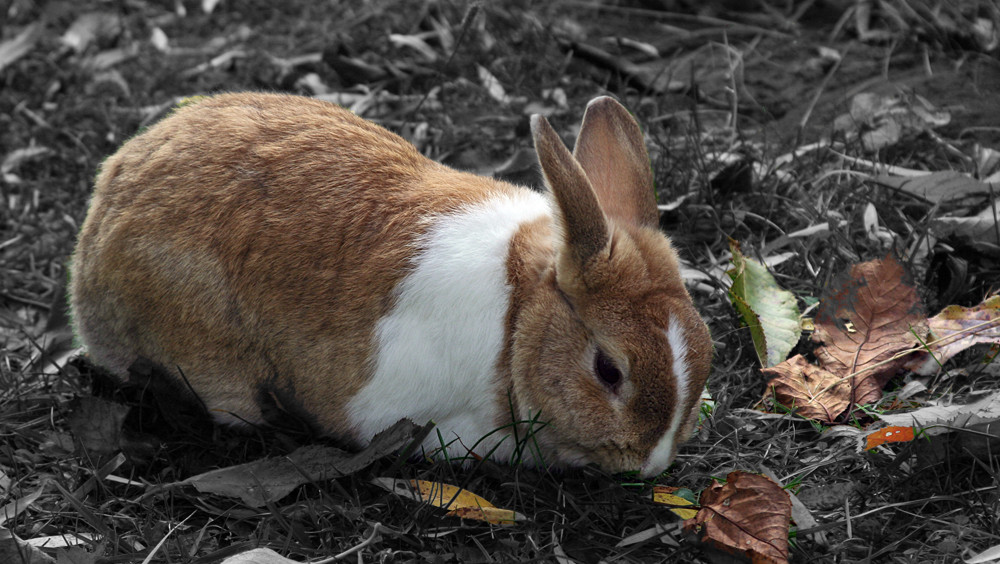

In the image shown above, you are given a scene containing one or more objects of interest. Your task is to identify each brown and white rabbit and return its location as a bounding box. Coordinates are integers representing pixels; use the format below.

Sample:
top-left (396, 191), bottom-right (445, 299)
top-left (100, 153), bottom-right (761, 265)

top-left (69, 92), bottom-right (712, 477)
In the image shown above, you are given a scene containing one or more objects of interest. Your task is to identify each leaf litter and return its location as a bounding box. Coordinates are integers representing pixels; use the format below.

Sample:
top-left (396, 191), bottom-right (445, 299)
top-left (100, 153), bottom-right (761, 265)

top-left (179, 419), bottom-right (425, 507)
top-left (372, 478), bottom-right (525, 525)
top-left (683, 472), bottom-right (791, 564)
top-left (811, 255), bottom-right (926, 405)
top-left (754, 253), bottom-right (999, 435)
top-left (3, 0), bottom-right (1000, 562)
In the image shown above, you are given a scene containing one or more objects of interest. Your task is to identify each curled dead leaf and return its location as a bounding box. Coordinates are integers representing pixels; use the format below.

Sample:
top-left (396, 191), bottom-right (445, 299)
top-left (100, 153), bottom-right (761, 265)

top-left (684, 472), bottom-right (791, 564)
top-left (873, 170), bottom-right (995, 205)
top-left (873, 392), bottom-right (1000, 459)
top-left (905, 295), bottom-right (1000, 375)
top-left (61, 12), bottom-right (122, 54)
top-left (762, 355), bottom-right (852, 423)
top-left (67, 397), bottom-right (129, 457)
top-left (0, 528), bottom-right (56, 564)
top-left (0, 23), bottom-right (43, 74)
top-left (877, 392), bottom-right (1000, 434)
top-left (220, 548), bottom-right (297, 564)
top-left (836, 92), bottom-right (950, 151)
top-left (182, 419), bottom-right (422, 507)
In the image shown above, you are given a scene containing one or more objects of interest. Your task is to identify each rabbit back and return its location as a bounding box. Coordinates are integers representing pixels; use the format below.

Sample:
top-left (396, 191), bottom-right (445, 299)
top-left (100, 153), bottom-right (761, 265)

top-left (70, 93), bottom-right (547, 448)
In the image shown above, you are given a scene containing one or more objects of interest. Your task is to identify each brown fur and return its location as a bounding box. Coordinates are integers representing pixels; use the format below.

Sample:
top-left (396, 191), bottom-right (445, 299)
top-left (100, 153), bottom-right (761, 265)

top-left (494, 101), bottom-right (713, 470)
top-left (504, 220), bottom-right (711, 469)
top-left (72, 93), bottom-right (511, 436)
top-left (573, 97), bottom-right (659, 229)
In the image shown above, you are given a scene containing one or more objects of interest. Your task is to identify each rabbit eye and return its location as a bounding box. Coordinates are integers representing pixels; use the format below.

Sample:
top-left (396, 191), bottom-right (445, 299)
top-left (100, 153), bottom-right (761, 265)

top-left (594, 348), bottom-right (622, 392)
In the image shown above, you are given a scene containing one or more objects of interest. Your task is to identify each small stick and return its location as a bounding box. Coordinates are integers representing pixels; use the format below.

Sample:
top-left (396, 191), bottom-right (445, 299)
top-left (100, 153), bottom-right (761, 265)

top-left (844, 496), bottom-right (853, 539)
top-left (311, 523), bottom-right (384, 563)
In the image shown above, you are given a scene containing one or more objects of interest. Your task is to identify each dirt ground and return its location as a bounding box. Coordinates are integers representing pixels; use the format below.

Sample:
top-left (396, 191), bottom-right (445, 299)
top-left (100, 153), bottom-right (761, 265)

top-left (2, 0), bottom-right (999, 562)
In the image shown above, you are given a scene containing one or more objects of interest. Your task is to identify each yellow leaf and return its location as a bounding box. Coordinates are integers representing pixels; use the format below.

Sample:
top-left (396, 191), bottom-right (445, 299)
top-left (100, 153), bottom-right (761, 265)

top-left (652, 486), bottom-right (699, 520)
top-left (446, 506), bottom-right (523, 525)
top-left (410, 480), bottom-right (494, 510)
top-left (373, 478), bottom-right (525, 524)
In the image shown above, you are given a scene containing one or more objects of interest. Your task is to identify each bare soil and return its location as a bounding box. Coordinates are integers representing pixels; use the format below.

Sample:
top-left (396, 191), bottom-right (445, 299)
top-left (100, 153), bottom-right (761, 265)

top-left (2, 0), bottom-right (999, 562)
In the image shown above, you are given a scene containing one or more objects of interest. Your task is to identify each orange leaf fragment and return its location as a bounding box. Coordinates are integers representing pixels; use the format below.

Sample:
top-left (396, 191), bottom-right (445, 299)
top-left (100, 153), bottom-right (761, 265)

top-left (684, 472), bottom-right (791, 564)
top-left (864, 426), bottom-right (916, 449)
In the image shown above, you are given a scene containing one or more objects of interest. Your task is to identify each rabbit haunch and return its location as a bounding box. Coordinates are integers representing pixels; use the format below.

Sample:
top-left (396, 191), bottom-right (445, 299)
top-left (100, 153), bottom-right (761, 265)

top-left (69, 92), bottom-right (712, 476)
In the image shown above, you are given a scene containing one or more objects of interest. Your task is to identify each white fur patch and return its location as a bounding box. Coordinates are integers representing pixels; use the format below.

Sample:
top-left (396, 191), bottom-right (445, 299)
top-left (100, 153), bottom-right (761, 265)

top-left (345, 190), bottom-right (550, 462)
top-left (640, 315), bottom-right (692, 477)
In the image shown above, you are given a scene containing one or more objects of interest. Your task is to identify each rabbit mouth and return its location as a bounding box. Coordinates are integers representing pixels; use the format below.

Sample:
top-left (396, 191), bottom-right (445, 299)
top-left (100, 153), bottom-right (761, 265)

top-left (555, 440), bottom-right (647, 474)
top-left (551, 445), bottom-right (592, 468)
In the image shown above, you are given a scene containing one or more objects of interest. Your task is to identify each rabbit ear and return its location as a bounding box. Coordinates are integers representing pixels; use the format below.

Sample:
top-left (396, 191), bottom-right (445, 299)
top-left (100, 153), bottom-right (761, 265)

top-left (531, 113), bottom-right (609, 269)
top-left (573, 97), bottom-right (658, 229)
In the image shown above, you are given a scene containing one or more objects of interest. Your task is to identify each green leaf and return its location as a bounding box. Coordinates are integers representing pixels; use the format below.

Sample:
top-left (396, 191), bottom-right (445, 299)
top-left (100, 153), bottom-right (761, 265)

top-left (727, 240), bottom-right (801, 367)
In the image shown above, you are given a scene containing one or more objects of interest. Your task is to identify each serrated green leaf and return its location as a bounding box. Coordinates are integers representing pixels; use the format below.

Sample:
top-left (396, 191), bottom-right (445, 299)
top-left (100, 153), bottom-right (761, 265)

top-left (727, 240), bottom-right (802, 367)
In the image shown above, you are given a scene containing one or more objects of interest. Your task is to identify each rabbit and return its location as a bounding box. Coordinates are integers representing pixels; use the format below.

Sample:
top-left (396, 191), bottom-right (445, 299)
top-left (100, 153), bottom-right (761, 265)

top-left (69, 92), bottom-right (712, 477)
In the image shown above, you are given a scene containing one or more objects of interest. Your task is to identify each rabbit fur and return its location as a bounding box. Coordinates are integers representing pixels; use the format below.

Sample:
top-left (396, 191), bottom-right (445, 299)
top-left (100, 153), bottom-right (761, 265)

top-left (69, 92), bottom-right (712, 477)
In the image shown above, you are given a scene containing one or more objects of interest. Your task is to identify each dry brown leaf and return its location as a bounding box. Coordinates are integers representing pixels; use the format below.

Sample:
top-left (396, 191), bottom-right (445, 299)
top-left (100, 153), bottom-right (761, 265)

top-left (762, 355), bottom-right (852, 423)
top-left (873, 170), bottom-right (993, 205)
top-left (684, 472), bottom-right (791, 563)
top-left (67, 397), bottom-right (129, 457)
top-left (61, 13), bottom-right (122, 54)
top-left (765, 262), bottom-right (997, 423)
top-left (905, 295), bottom-right (1000, 375)
top-left (476, 64), bottom-right (511, 105)
top-left (812, 255), bottom-right (925, 406)
top-left (877, 391), bottom-right (1000, 432)
top-left (930, 198), bottom-right (1000, 242)
top-left (219, 548), bottom-right (298, 564)
top-left (0, 528), bottom-right (55, 564)
top-left (50, 546), bottom-right (98, 564)
top-left (835, 92), bottom-right (951, 151)
top-left (0, 485), bottom-right (45, 527)
top-left (183, 419), bottom-right (422, 507)
top-left (0, 23), bottom-right (43, 74)
top-left (875, 392), bottom-right (1000, 458)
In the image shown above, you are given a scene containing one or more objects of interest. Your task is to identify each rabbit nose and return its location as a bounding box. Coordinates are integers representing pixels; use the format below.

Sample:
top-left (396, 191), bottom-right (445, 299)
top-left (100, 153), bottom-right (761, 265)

top-left (638, 425), bottom-right (680, 478)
